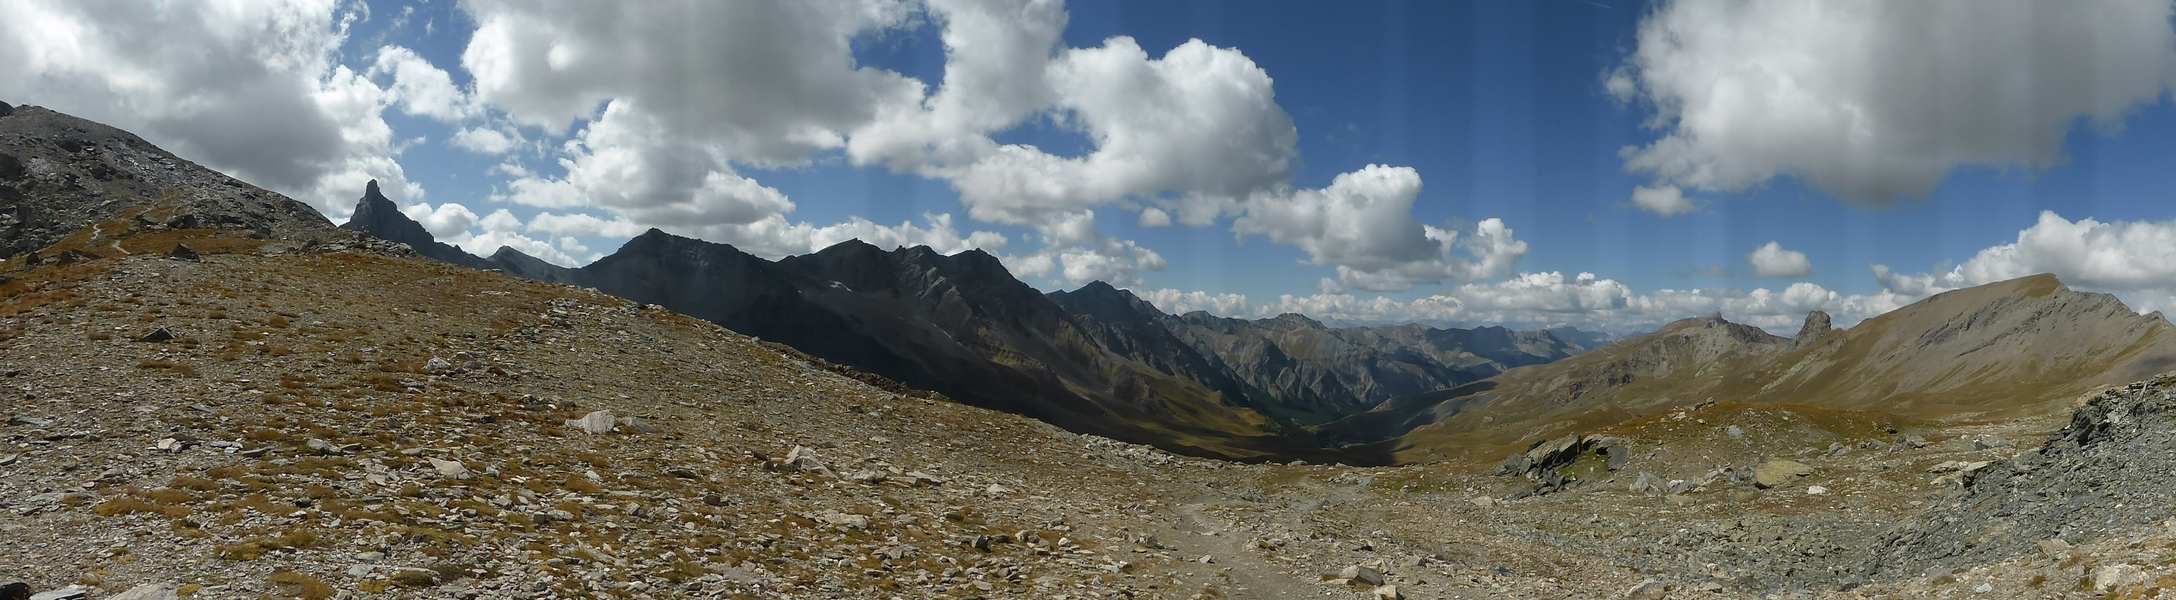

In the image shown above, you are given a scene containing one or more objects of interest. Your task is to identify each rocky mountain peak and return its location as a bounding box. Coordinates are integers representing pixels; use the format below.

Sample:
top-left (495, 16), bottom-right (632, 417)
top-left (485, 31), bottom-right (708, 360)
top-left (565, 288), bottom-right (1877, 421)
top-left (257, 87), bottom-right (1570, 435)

top-left (0, 99), bottom-right (13, 117)
top-left (1794, 310), bottom-right (1834, 348)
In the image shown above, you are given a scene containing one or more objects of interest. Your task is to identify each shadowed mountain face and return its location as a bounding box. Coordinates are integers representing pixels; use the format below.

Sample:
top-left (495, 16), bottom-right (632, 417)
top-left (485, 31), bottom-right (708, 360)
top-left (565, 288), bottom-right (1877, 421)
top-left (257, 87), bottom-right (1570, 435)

top-left (338, 181), bottom-right (492, 269)
top-left (0, 103), bottom-right (332, 258)
top-left (1330, 274), bottom-right (2176, 464)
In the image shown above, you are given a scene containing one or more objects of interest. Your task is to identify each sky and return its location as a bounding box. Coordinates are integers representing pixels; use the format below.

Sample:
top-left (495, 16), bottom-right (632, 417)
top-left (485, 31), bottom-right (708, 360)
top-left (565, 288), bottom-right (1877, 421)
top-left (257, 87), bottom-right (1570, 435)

top-left (5, 0), bottom-right (2176, 335)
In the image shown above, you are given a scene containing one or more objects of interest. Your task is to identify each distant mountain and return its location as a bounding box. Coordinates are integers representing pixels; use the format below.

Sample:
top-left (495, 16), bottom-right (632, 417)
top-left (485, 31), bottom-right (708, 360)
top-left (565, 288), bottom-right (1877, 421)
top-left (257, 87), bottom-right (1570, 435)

top-left (0, 103), bottom-right (332, 259)
top-left (574, 232), bottom-right (1342, 461)
top-left (1325, 274), bottom-right (2176, 463)
top-left (1049, 283), bottom-right (1592, 424)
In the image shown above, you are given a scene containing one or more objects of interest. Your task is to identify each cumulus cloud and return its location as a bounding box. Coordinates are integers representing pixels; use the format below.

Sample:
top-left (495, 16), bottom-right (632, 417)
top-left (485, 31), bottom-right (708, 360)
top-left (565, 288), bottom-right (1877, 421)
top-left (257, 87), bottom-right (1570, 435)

top-left (500, 100), bottom-right (797, 228)
top-left (1138, 207), bottom-right (1172, 228)
top-left (1134, 288), bottom-right (1252, 316)
top-left (1630, 185), bottom-right (1695, 217)
top-left (452, 229), bottom-right (579, 267)
top-left (0, 0), bottom-right (421, 217)
top-left (451, 127), bottom-right (516, 154)
top-left (370, 46), bottom-right (476, 122)
top-left (1234, 165), bottom-right (1529, 292)
top-left (1748, 241), bottom-right (1813, 278)
top-left (1002, 210), bottom-right (1165, 286)
top-left (463, 0), bottom-right (917, 150)
top-left (1875, 212), bottom-right (2176, 301)
top-left (401, 202), bottom-right (482, 239)
top-left (1136, 270), bottom-right (1925, 336)
top-left (1613, 0), bottom-right (2176, 203)
top-left (478, 209), bottom-right (523, 233)
top-left (451, 0), bottom-right (1499, 291)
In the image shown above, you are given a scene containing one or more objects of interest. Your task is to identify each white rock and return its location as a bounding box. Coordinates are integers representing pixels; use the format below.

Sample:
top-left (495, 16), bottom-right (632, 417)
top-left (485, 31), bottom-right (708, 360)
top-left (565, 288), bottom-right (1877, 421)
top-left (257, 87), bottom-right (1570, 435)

top-left (1624, 579), bottom-right (1668, 599)
top-left (567, 410), bottom-right (615, 435)
top-left (815, 510), bottom-right (870, 529)
top-left (106, 583), bottom-right (180, 600)
top-left (2094, 564), bottom-right (2144, 591)
top-left (29, 586), bottom-right (89, 600)
top-left (1339, 565), bottom-right (1385, 586)
top-left (430, 458), bottom-right (470, 479)
top-left (1372, 584), bottom-right (1403, 599)
top-left (1806, 485), bottom-right (1828, 495)
top-left (423, 356), bottom-right (453, 373)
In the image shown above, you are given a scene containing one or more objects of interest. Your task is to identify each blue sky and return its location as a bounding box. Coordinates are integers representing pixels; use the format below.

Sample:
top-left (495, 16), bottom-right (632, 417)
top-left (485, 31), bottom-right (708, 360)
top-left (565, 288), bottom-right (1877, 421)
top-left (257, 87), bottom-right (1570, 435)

top-left (9, 0), bottom-right (2176, 333)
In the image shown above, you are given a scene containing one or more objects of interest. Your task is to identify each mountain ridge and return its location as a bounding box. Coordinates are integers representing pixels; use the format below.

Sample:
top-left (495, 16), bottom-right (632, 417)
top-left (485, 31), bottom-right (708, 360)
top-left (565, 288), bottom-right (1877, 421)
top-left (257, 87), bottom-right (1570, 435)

top-left (1334, 273), bottom-right (2176, 463)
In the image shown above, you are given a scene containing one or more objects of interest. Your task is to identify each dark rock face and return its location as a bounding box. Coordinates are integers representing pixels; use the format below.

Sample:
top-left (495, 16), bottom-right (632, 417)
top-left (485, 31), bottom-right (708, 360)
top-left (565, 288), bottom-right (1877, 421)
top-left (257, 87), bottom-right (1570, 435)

top-left (0, 104), bottom-right (332, 259)
top-left (338, 180), bottom-right (492, 269)
top-left (0, 100), bottom-right (13, 117)
top-left (1867, 374), bottom-right (2176, 578)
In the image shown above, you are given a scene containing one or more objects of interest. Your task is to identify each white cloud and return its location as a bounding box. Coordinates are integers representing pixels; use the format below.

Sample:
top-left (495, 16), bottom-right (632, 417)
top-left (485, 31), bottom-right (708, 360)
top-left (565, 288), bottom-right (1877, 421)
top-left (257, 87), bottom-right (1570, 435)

top-left (1235, 165), bottom-right (1528, 292)
top-left (401, 202), bottom-right (481, 239)
top-left (462, 0), bottom-right (917, 150)
top-left (526, 211), bottom-right (651, 239)
top-left (452, 229), bottom-right (578, 267)
top-left (1002, 210), bottom-right (1164, 286)
top-left (1748, 241), bottom-right (1813, 278)
top-left (451, 0), bottom-right (1481, 292)
top-left (929, 36), bottom-right (1299, 225)
top-left (1143, 271), bottom-right (1914, 336)
top-left (0, 0), bottom-right (421, 218)
top-left (1630, 184), bottom-right (1695, 217)
top-left (499, 100), bottom-right (797, 227)
top-left (479, 209), bottom-right (523, 233)
top-left (370, 45), bottom-right (476, 122)
top-left (1876, 211), bottom-right (2176, 300)
top-left (1134, 288), bottom-right (1251, 316)
top-left (451, 127), bottom-right (516, 154)
top-left (1613, 0), bottom-right (2176, 203)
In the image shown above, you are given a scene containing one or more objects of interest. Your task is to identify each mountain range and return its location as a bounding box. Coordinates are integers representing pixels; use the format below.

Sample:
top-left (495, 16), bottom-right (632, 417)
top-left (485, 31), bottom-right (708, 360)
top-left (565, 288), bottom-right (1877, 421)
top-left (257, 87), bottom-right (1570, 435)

top-left (329, 178), bottom-right (1598, 461)
top-left (11, 101), bottom-right (2173, 472)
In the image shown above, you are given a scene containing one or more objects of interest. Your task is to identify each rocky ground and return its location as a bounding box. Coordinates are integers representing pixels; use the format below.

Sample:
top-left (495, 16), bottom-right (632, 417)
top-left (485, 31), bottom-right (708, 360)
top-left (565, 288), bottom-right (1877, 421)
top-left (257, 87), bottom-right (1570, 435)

top-left (5, 233), bottom-right (2176, 599)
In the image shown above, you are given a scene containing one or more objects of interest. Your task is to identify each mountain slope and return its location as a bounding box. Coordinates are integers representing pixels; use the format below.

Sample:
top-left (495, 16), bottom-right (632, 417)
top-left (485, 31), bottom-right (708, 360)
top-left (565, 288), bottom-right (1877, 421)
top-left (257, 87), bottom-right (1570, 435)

top-left (0, 103), bottom-right (332, 258)
top-left (1335, 274), bottom-right (2176, 463)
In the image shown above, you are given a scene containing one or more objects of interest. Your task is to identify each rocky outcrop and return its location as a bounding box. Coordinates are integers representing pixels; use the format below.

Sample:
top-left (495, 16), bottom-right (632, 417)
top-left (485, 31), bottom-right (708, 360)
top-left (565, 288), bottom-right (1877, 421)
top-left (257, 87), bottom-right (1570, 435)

top-left (1492, 433), bottom-right (1631, 494)
top-left (1867, 374), bottom-right (2176, 578)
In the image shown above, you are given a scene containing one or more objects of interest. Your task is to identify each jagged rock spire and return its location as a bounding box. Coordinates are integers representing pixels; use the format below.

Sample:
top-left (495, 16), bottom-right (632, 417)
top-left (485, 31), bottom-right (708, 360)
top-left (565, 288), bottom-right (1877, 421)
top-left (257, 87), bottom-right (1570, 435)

top-left (1794, 310), bottom-right (1833, 348)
